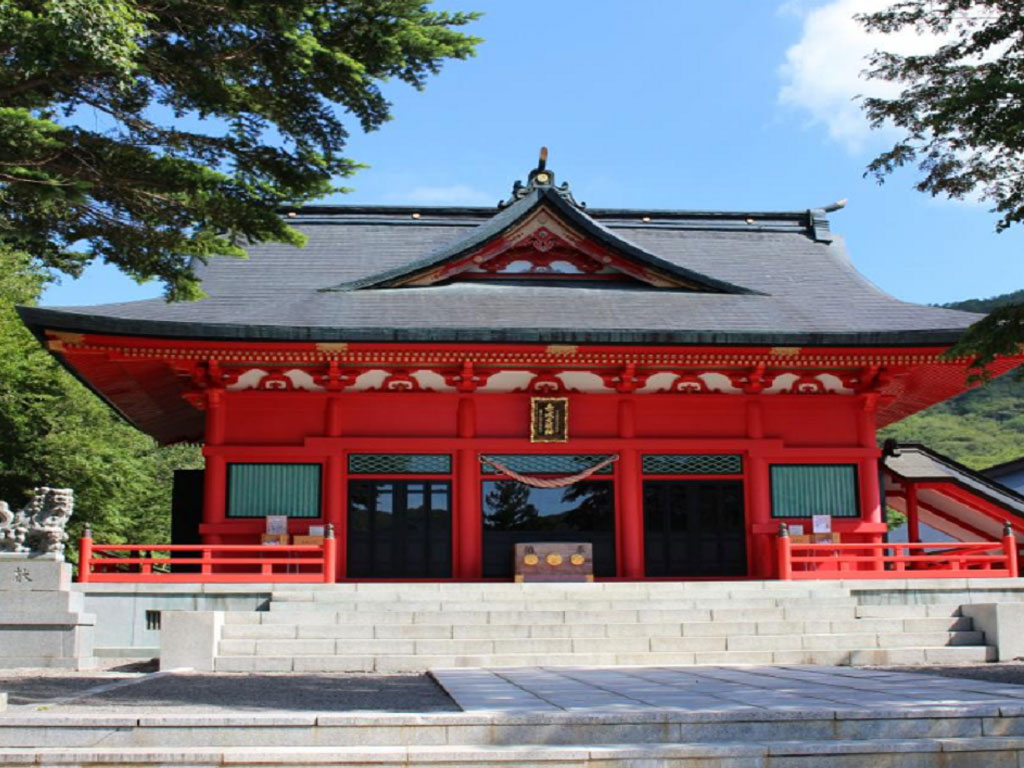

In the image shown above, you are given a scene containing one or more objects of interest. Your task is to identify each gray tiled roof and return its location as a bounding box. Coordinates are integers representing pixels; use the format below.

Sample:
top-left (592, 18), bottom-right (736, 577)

top-left (19, 201), bottom-right (982, 345)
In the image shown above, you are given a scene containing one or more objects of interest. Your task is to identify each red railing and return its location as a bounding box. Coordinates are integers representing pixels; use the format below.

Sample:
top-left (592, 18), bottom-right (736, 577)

top-left (777, 523), bottom-right (1019, 580)
top-left (78, 526), bottom-right (337, 583)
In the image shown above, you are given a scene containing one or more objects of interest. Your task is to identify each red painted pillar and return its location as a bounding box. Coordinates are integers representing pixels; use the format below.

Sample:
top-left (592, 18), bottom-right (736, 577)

top-left (323, 524), bottom-right (337, 583)
top-left (202, 388), bottom-right (227, 544)
top-left (618, 450), bottom-right (644, 579)
top-left (860, 456), bottom-right (883, 571)
top-left (746, 401), bottom-right (772, 579)
top-left (748, 454), bottom-right (772, 578)
top-left (322, 394), bottom-right (345, 578)
top-left (905, 482), bottom-right (921, 544)
top-left (1003, 522), bottom-right (1019, 578)
top-left (455, 397), bottom-right (481, 579)
top-left (777, 523), bottom-right (793, 581)
top-left (326, 395), bottom-right (343, 437)
top-left (78, 525), bottom-right (93, 583)
top-left (617, 399), bottom-right (644, 579)
top-left (858, 395), bottom-right (884, 570)
top-left (325, 454), bottom-right (345, 579)
top-left (860, 457), bottom-right (882, 524)
top-left (202, 455), bottom-right (227, 544)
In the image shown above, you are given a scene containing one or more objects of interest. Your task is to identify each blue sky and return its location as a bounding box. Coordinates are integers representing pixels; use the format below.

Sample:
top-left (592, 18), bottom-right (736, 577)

top-left (42, 0), bottom-right (1024, 308)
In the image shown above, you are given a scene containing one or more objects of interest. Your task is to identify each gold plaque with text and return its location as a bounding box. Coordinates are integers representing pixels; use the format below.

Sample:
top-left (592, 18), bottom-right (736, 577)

top-left (530, 396), bottom-right (569, 443)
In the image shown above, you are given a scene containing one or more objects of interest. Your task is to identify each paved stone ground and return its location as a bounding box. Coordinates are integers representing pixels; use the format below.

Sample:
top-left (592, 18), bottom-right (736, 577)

top-left (5, 661), bottom-right (1024, 716)
top-left (431, 665), bottom-right (1024, 712)
top-left (0, 671), bottom-right (458, 713)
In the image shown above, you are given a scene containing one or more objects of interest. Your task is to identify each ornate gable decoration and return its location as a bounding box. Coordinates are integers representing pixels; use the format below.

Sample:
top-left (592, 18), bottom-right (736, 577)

top-left (400, 206), bottom-right (686, 288)
top-left (327, 149), bottom-right (756, 295)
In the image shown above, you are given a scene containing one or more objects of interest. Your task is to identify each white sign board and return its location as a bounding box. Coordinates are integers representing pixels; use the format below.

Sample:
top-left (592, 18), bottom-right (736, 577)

top-left (812, 515), bottom-right (832, 534)
top-left (266, 515), bottom-right (288, 535)
top-left (789, 525), bottom-right (805, 536)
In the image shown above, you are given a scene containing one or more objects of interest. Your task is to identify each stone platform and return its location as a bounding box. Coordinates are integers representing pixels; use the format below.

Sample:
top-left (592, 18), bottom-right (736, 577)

top-left (0, 558), bottom-right (95, 670)
top-left (2, 665), bottom-right (1024, 765)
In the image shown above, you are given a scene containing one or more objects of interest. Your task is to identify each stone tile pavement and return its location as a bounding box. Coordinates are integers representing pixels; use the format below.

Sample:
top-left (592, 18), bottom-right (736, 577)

top-left (431, 665), bottom-right (1024, 713)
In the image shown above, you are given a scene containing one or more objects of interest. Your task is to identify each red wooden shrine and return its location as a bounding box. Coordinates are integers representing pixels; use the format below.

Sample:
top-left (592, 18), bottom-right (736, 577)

top-left (21, 153), bottom-right (1024, 581)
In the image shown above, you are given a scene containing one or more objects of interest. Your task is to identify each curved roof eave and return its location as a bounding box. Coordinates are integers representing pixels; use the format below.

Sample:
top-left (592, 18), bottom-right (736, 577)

top-left (17, 305), bottom-right (971, 347)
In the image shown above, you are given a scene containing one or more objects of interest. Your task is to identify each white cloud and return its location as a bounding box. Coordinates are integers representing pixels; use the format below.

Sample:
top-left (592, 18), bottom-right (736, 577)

top-left (392, 184), bottom-right (493, 206)
top-left (778, 0), bottom-right (947, 152)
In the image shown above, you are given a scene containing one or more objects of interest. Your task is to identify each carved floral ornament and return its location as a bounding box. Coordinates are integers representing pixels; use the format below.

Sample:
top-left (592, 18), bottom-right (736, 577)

top-left (184, 364), bottom-right (895, 398)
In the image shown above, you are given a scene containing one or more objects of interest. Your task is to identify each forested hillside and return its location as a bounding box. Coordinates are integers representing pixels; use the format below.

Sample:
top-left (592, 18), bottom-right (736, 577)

top-left (880, 292), bottom-right (1024, 470)
top-left (0, 251), bottom-right (202, 548)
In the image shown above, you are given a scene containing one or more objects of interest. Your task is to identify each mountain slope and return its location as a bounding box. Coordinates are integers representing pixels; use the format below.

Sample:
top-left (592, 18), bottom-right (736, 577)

top-left (879, 291), bottom-right (1024, 470)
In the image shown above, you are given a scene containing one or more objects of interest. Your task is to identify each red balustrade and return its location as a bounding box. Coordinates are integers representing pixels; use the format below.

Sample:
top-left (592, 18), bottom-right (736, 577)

top-left (777, 523), bottom-right (1020, 580)
top-left (78, 527), bottom-right (337, 584)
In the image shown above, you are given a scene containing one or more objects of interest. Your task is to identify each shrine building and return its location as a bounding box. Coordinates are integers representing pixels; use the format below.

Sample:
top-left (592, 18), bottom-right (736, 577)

top-left (17, 155), bottom-right (1024, 583)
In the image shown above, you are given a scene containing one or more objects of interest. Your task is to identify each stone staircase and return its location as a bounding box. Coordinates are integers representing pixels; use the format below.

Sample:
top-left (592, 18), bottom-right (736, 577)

top-left (212, 582), bottom-right (995, 672)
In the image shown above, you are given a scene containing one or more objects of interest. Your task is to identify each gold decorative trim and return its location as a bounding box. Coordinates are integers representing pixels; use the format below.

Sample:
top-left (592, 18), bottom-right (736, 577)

top-left (45, 330), bottom-right (85, 352)
top-left (52, 335), bottom-right (986, 372)
top-left (546, 345), bottom-right (578, 357)
top-left (770, 347), bottom-right (802, 358)
top-left (315, 342), bottom-right (348, 353)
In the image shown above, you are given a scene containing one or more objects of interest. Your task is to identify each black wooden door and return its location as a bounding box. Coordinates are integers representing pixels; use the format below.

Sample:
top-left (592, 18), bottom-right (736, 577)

top-left (643, 481), bottom-right (746, 577)
top-left (347, 481), bottom-right (452, 578)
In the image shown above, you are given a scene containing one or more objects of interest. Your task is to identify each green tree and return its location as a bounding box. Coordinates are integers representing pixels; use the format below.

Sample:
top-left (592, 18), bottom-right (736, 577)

top-left (858, 1), bottom-right (1024, 370)
top-left (483, 481), bottom-right (539, 531)
top-left (0, 248), bottom-right (201, 551)
top-left (0, 0), bottom-right (480, 299)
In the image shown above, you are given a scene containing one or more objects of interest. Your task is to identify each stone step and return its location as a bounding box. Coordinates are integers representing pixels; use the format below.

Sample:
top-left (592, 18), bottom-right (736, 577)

top-left (268, 598), bottom-right (861, 613)
top-left (213, 644), bottom-right (997, 671)
top-left (2, 707), bottom-right (1018, 748)
top-left (269, 582), bottom-right (854, 597)
top-left (5, 740), bottom-right (1024, 767)
top-left (269, 591), bottom-right (860, 605)
top-left (848, 645), bottom-right (998, 665)
top-left (855, 603), bottom-right (966, 618)
top-left (252, 606), bottom-right (873, 625)
top-left (218, 630), bottom-right (986, 659)
top-left (220, 615), bottom-right (975, 640)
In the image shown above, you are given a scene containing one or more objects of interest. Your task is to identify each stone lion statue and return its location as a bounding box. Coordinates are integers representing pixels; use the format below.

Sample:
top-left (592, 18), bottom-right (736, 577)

top-left (0, 488), bottom-right (74, 558)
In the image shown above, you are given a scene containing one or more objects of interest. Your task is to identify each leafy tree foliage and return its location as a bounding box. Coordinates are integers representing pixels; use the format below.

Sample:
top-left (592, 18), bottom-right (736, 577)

top-left (483, 481), bottom-right (539, 530)
top-left (859, 1), bottom-right (1024, 231)
top-left (0, 1), bottom-right (480, 299)
top-left (858, 2), bottom-right (1024, 369)
top-left (0, 249), bottom-right (201, 552)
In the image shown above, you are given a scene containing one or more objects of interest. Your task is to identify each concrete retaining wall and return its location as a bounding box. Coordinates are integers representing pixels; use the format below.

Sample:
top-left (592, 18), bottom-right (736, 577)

top-left (74, 584), bottom-right (272, 656)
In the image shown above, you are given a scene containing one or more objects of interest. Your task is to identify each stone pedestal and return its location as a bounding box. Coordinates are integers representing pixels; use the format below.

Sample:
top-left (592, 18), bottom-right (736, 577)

top-left (0, 556), bottom-right (96, 669)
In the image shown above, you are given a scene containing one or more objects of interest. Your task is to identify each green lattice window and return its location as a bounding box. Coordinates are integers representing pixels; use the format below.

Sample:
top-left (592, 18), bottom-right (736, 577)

top-left (480, 455), bottom-right (615, 475)
top-left (348, 454), bottom-right (452, 475)
top-left (770, 464), bottom-right (859, 519)
top-left (227, 463), bottom-right (321, 518)
top-left (643, 454), bottom-right (743, 475)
